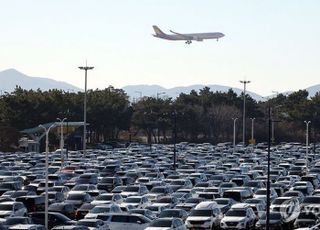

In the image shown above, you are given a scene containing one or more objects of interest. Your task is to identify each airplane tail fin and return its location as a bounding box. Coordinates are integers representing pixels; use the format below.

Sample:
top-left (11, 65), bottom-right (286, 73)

top-left (152, 25), bottom-right (166, 36)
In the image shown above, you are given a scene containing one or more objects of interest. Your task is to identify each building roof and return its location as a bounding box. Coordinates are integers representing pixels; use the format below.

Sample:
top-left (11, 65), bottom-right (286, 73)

top-left (21, 121), bottom-right (87, 134)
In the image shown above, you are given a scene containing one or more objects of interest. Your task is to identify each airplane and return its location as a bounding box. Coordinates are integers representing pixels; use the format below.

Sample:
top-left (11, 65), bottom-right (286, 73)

top-left (152, 25), bottom-right (225, 44)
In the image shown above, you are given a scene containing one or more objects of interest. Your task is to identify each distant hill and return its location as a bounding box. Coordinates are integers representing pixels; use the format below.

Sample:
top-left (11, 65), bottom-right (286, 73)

top-left (122, 84), bottom-right (265, 101)
top-left (306, 84), bottom-right (320, 97)
top-left (0, 69), bottom-right (81, 93)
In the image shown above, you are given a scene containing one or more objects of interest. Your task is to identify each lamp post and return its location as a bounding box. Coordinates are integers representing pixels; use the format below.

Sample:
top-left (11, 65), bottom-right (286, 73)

top-left (240, 80), bottom-right (250, 146)
top-left (304, 121), bottom-right (311, 162)
top-left (57, 117), bottom-right (67, 168)
top-left (79, 64), bottom-right (94, 157)
top-left (173, 110), bottom-right (177, 170)
top-left (232, 118), bottom-right (238, 153)
top-left (266, 105), bottom-right (271, 230)
top-left (39, 123), bottom-right (55, 230)
top-left (250, 118), bottom-right (255, 143)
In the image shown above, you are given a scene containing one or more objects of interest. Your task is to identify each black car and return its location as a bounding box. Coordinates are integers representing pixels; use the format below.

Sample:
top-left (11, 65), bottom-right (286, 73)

top-left (48, 202), bottom-right (76, 219)
top-left (29, 212), bottom-right (76, 229)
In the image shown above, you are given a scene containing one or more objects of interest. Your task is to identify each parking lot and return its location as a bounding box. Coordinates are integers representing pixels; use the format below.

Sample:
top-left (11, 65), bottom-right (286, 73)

top-left (0, 142), bottom-right (319, 230)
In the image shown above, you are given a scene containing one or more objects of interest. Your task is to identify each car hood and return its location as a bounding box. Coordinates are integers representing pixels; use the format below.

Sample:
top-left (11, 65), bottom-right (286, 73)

top-left (0, 211), bottom-right (12, 216)
top-left (91, 200), bottom-right (112, 205)
top-left (145, 228), bottom-right (172, 230)
top-left (121, 192), bottom-right (139, 196)
top-left (222, 217), bottom-right (247, 222)
top-left (187, 216), bottom-right (211, 221)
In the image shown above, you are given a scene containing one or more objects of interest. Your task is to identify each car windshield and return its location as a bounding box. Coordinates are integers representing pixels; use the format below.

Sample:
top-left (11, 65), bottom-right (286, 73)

top-left (190, 209), bottom-right (212, 216)
top-left (146, 206), bottom-right (160, 211)
top-left (157, 198), bottom-right (172, 203)
top-left (73, 185), bottom-right (88, 191)
top-left (90, 207), bottom-right (110, 213)
top-left (245, 199), bottom-right (260, 204)
top-left (298, 212), bottom-right (317, 220)
top-left (272, 199), bottom-right (288, 205)
top-left (150, 219), bottom-right (172, 227)
top-left (124, 187), bottom-right (139, 192)
top-left (159, 210), bottom-right (179, 217)
top-left (126, 197), bottom-right (141, 203)
top-left (171, 181), bottom-right (185, 185)
top-left (0, 204), bottom-right (12, 210)
top-left (215, 199), bottom-right (229, 205)
top-left (151, 187), bottom-right (165, 193)
top-left (186, 198), bottom-right (202, 203)
top-left (260, 212), bottom-right (282, 220)
top-left (256, 190), bottom-right (267, 195)
top-left (68, 194), bottom-right (85, 200)
top-left (225, 210), bottom-right (246, 217)
top-left (96, 195), bottom-right (112, 201)
top-left (303, 197), bottom-right (320, 203)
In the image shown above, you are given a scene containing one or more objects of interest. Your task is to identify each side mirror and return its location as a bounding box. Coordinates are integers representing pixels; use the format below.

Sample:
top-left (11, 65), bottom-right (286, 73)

top-left (137, 220), bottom-right (142, 224)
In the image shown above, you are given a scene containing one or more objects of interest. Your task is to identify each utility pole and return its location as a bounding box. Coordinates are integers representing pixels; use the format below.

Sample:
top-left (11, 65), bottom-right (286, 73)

top-left (39, 123), bottom-right (55, 230)
top-left (232, 118), bottom-right (238, 153)
top-left (266, 105), bottom-right (271, 230)
top-left (304, 121), bottom-right (311, 163)
top-left (57, 117), bottom-right (67, 168)
top-left (240, 80), bottom-right (250, 146)
top-left (78, 63), bottom-right (94, 157)
top-left (250, 117), bottom-right (255, 143)
top-left (173, 110), bottom-right (177, 170)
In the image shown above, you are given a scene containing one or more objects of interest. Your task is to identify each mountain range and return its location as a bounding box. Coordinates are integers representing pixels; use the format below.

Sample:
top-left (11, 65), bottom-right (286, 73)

top-left (0, 69), bottom-right (319, 101)
top-left (0, 69), bottom-right (81, 93)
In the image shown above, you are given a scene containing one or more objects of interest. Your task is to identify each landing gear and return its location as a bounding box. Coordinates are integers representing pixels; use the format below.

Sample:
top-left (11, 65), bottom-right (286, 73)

top-left (185, 40), bottom-right (192, 44)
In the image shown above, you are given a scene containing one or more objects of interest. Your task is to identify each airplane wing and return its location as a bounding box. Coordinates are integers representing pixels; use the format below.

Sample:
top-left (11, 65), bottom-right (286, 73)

top-left (169, 30), bottom-right (194, 40)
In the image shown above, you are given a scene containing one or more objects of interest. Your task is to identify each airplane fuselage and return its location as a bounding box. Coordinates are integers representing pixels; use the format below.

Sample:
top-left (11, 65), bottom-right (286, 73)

top-left (154, 32), bottom-right (224, 41)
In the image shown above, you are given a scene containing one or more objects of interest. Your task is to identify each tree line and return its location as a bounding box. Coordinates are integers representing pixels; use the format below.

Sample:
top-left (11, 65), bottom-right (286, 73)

top-left (0, 86), bottom-right (319, 151)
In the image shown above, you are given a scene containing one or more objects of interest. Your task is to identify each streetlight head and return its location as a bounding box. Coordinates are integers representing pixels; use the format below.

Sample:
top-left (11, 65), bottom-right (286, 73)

top-left (78, 66), bottom-right (94, 70)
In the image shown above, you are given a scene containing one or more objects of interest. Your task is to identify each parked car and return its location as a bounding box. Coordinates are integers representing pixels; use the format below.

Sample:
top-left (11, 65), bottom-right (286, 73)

top-left (185, 201), bottom-right (223, 230)
top-left (220, 203), bottom-right (256, 229)
top-left (145, 217), bottom-right (186, 230)
top-left (99, 213), bottom-right (151, 230)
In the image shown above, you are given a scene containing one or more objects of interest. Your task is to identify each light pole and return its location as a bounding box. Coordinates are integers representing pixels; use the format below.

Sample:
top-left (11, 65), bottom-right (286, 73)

top-left (57, 117), bottom-right (67, 168)
top-left (39, 123), bottom-right (55, 230)
top-left (173, 110), bottom-right (177, 170)
top-left (79, 64), bottom-right (94, 157)
top-left (304, 121), bottom-right (311, 162)
top-left (240, 80), bottom-right (250, 146)
top-left (232, 118), bottom-right (238, 153)
top-left (250, 118), bottom-right (255, 143)
top-left (266, 105), bottom-right (271, 230)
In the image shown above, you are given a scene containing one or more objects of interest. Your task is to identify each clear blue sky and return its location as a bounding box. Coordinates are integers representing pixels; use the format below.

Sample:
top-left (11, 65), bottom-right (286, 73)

top-left (1, 0), bottom-right (320, 96)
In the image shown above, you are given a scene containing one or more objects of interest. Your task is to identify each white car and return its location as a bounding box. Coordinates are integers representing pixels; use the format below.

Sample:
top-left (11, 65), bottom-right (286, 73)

top-left (122, 196), bottom-right (150, 209)
top-left (0, 202), bottom-right (27, 218)
top-left (102, 213), bottom-right (151, 230)
top-left (253, 188), bottom-right (278, 202)
top-left (145, 217), bottom-right (186, 230)
top-left (185, 201), bottom-right (223, 230)
top-left (76, 219), bottom-right (108, 230)
top-left (91, 193), bottom-right (123, 205)
top-left (220, 203), bottom-right (256, 229)
top-left (84, 204), bottom-right (122, 219)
